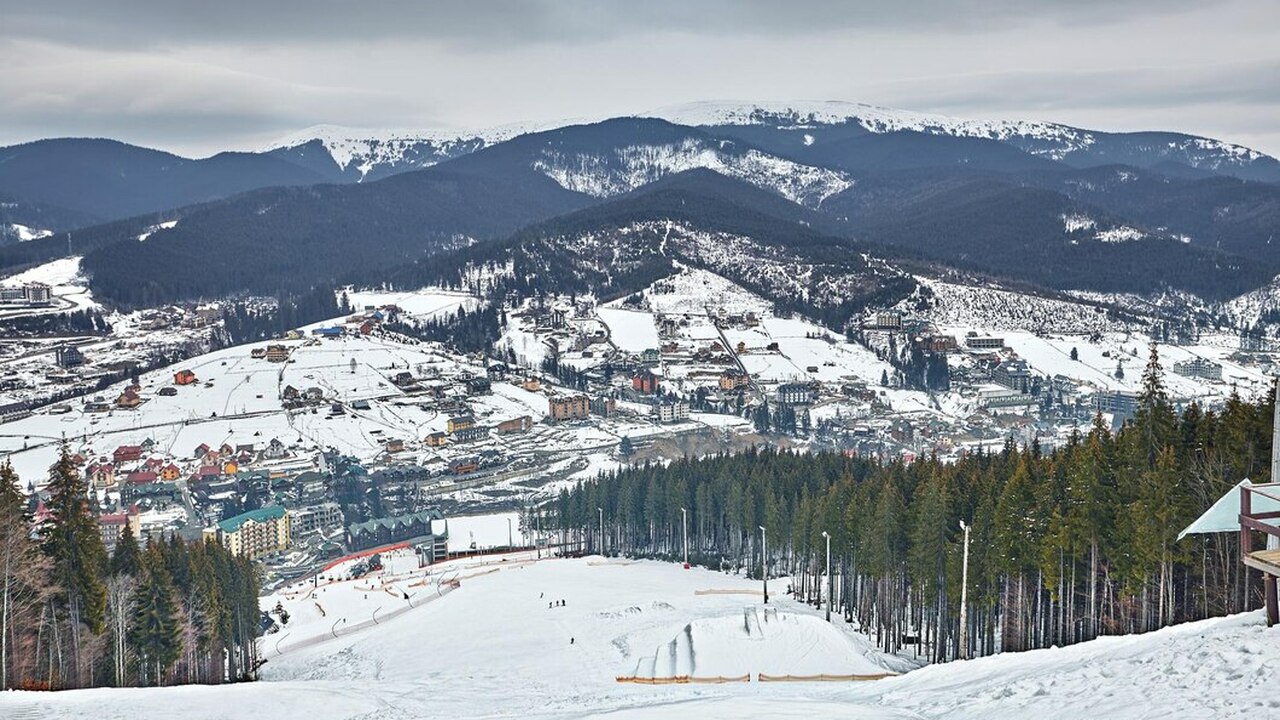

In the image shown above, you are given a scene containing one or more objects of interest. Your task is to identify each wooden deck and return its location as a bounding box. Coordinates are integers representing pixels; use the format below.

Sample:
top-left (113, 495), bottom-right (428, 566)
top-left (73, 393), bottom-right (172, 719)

top-left (1243, 548), bottom-right (1280, 576)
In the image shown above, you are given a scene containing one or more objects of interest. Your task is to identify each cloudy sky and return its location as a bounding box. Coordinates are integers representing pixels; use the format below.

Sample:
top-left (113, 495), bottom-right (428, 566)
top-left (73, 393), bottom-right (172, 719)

top-left (2, 0), bottom-right (1277, 157)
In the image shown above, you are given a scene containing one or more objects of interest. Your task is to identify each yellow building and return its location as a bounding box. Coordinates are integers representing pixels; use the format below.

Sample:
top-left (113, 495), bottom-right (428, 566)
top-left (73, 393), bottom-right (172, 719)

top-left (206, 505), bottom-right (290, 559)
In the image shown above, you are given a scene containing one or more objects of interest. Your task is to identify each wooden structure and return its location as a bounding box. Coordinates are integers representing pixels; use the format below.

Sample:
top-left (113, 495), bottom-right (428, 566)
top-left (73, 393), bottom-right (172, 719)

top-left (1241, 482), bottom-right (1280, 626)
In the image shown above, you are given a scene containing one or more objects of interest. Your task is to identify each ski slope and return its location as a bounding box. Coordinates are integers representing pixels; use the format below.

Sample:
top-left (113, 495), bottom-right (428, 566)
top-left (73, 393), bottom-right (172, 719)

top-left (4, 556), bottom-right (1277, 719)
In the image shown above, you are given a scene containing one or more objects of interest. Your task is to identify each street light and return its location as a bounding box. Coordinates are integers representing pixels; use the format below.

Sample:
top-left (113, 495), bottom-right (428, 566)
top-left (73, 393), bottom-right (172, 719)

top-left (822, 531), bottom-right (831, 623)
top-left (758, 525), bottom-right (768, 604)
top-left (681, 507), bottom-right (689, 567)
top-left (959, 519), bottom-right (971, 660)
top-left (507, 517), bottom-right (513, 549)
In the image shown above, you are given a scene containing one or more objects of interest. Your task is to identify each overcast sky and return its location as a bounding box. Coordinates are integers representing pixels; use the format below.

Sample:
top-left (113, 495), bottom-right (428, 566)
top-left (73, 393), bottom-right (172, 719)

top-left (2, 0), bottom-right (1277, 157)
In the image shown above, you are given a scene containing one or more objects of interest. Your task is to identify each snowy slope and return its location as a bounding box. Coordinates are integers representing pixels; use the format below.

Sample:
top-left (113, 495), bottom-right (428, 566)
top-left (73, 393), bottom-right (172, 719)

top-left (531, 137), bottom-right (853, 207)
top-left (4, 556), bottom-right (1277, 720)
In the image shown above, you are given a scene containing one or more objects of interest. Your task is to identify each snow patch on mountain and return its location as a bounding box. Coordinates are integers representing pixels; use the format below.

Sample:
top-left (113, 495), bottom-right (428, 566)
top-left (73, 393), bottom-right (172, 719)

top-left (1061, 214), bottom-right (1096, 233)
top-left (8, 223), bottom-right (53, 242)
top-left (264, 120), bottom-right (571, 179)
top-left (531, 139), bottom-right (853, 207)
top-left (137, 219), bottom-right (177, 242)
top-left (1094, 226), bottom-right (1146, 243)
top-left (903, 277), bottom-right (1141, 334)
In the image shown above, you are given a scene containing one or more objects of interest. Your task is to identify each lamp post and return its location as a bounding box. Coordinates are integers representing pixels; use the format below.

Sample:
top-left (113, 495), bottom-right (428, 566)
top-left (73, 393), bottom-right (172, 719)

top-left (959, 519), bottom-right (971, 660)
top-left (598, 507), bottom-right (604, 555)
top-left (759, 525), bottom-right (768, 604)
top-left (681, 507), bottom-right (689, 567)
top-left (507, 517), bottom-right (513, 549)
top-left (822, 531), bottom-right (831, 623)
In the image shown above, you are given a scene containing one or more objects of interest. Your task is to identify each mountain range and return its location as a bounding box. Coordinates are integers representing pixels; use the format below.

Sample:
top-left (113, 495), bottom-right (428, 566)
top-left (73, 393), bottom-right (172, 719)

top-left (1, 101), bottom-right (1277, 323)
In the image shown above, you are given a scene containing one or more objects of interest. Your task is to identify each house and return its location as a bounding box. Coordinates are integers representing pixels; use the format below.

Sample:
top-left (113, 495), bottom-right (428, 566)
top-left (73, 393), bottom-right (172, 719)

top-left (160, 463), bottom-right (181, 481)
top-left (125, 470), bottom-right (158, 485)
top-left (1172, 357), bottom-right (1223, 381)
top-left (776, 382), bottom-right (816, 406)
top-left (173, 369), bottom-right (198, 386)
top-left (265, 344), bottom-right (290, 362)
top-left (486, 363), bottom-right (509, 380)
top-left (964, 333), bottom-right (1005, 350)
top-left (522, 377), bottom-right (542, 392)
top-left (192, 465), bottom-right (222, 482)
top-left (250, 347), bottom-right (267, 359)
top-left (192, 443), bottom-right (211, 459)
top-left (719, 369), bottom-right (750, 391)
top-left (466, 377), bottom-right (492, 395)
top-left (205, 505), bottom-right (291, 559)
top-left (263, 438), bottom-right (288, 460)
top-left (654, 400), bottom-right (690, 424)
top-left (549, 394), bottom-right (590, 422)
top-left (113, 445), bottom-right (143, 463)
top-left (641, 348), bottom-right (660, 365)
top-left (450, 457), bottom-right (479, 475)
top-left (873, 312), bottom-right (902, 330)
top-left (424, 431), bottom-right (448, 448)
top-left (589, 396), bottom-right (616, 418)
top-left (98, 508), bottom-right (141, 549)
top-left (391, 371), bottom-right (416, 388)
top-left (496, 416), bottom-right (532, 434)
top-left (157, 386), bottom-right (178, 396)
top-left (311, 326), bottom-right (344, 338)
top-left (86, 463), bottom-right (117, 488)
top-left (55, 346), bottom-right (85, 368)
top-left (992, 359), bottom-right (1034, 394)
top-left (447, 415), bottom-right (475, 433)
top-left (632, 369), bottom-right (660, 394)
top-left (453, 425), bottom-right (489, 443)
top-left (346, 509), bottom-right (446, 553)
top-left (384, 438), bottom-right (405, 453)
top-left (288, 503), bottom-right (344, 537)
top-left (116, 388), bottom-right (142, 409)
top-left (0, 401), bottom-right (32, 424)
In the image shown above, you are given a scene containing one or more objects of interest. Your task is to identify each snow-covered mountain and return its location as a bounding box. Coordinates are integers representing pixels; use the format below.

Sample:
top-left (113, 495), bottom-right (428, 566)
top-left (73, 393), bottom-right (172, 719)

top-left (262, 120), bottom-right (573, 182)
top-left (643, 101), bottom-right (1280, 181)
top-left (530, 134), bottom-right (854, 208)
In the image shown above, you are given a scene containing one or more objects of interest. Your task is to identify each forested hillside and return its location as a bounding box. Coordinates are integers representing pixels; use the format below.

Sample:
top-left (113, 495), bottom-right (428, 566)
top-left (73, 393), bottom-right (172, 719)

top-left (0, 449), bottom-right (262, 690)
top-left (554, 346), bottom-right (1271, 662)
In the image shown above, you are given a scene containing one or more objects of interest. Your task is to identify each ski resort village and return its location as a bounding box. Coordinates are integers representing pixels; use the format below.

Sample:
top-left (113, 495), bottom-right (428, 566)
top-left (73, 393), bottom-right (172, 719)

top-left (5, 7), bottom-right (1280, 709)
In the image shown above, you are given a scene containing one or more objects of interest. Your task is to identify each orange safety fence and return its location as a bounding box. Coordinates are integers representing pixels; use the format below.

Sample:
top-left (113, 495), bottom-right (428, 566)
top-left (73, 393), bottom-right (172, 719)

top-left (615, 674), bottom-right (751, 684)
top-left (321, 542), bottom-right (410, 572)
top-left (756, 672), bottom-right (898, 682)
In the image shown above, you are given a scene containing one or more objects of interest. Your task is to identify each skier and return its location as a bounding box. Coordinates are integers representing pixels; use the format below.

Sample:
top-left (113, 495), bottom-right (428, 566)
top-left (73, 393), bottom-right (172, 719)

top-left (570, 637), bottom-right (575, 645)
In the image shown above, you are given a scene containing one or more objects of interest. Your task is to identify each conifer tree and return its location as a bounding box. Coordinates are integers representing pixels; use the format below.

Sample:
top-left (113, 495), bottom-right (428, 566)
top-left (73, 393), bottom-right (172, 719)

top-left (130, 552), bottom-right (181, 686)
top-left (40, 443), bottom-right (108, 685)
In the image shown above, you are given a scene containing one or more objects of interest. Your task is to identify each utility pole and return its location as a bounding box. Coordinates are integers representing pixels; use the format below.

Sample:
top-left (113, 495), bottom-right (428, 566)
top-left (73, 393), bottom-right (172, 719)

top-left (759, 525), bottom-right (768, 604)
top-left (822, 530), bottom-right (831, 622)
top-left (681, 507), bottom-right (689, 567)
top-left (959, 519), bottom-right (971, 660)
top-left (507, 517), bottom-right (513, 549)
top-left (598, 507), bottom-right (604, 556)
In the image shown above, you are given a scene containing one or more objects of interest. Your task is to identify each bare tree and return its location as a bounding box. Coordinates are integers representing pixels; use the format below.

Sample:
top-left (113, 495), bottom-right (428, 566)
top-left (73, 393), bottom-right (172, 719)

top-left (105, 575), bottom-right (137, 687)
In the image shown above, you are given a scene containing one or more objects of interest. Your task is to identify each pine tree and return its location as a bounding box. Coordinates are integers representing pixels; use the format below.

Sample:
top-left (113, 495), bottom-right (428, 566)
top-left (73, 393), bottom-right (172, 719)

top-left (40, 443), bottom-right (108, 685)
top-left (130, 553), bottom-right (182, 686)
top-left (1070, 347), bottom-right (1079, 361)
top-left (0, 461), bottom-right (51, 690)
top-left (111, 524), bottom-right (142, 579)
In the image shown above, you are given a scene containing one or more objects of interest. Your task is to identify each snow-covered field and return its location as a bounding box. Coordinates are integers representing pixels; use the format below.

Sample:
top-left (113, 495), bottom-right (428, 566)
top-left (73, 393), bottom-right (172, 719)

top-left (4, 556), bottom-right (1277, 719)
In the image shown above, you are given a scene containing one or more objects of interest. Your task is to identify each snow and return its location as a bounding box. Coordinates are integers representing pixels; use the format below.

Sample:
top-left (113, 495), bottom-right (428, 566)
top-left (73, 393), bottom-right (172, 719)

top-left (5, 555), bottom-right (1278, 720)
top-left (0, 255), bottom-right (84, 287)
top-left (532, 139), bottom-right (854, 208)
top-left (137, 219), bottom-right (177, 242)
top-left (598, 307), bottom-right (660, 352)
top-left (9, 222), bottom-right (53, 242)
top-left (1094, 226), bottom-right (1146, 243)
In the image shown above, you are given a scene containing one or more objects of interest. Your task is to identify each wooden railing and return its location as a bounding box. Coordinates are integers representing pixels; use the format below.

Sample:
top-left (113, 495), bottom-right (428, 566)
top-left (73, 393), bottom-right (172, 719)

top-left (1240, 482), bottom-right (1280, 626)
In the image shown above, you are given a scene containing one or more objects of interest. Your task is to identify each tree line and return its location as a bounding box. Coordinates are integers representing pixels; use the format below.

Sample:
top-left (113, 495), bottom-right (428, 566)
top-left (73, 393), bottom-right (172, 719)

top-left (1, 446), bottom-right (262, 690)
top-left (552, 346), bottom-right (1272, 662)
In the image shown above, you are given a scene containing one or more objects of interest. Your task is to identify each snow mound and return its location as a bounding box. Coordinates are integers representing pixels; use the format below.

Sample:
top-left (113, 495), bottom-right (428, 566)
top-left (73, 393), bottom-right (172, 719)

top-left (630, 609), bottom-right (894, 680)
